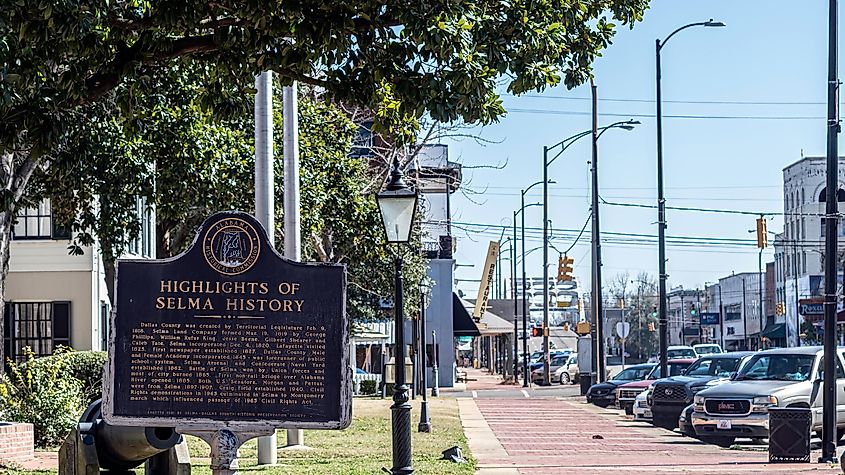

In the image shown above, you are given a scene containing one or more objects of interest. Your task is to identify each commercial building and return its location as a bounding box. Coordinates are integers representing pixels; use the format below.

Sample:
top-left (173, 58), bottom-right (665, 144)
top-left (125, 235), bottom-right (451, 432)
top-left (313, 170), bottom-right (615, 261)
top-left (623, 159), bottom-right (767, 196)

top-left (773, 155), bottom-right (845, 346)
top-left (667, 288), bottom-right (703, 346)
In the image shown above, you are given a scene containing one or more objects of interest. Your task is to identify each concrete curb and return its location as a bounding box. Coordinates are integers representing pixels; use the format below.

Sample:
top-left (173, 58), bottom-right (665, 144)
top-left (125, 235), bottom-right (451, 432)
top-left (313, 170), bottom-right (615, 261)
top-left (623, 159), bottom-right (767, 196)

top-left (457, 397), bottom-right (520, 475)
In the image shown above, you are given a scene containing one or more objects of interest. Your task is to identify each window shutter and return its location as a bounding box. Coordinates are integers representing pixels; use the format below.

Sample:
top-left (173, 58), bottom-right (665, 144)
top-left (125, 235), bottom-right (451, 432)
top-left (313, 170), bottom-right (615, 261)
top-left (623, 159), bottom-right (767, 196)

top-left (52, 301), bottom-right (71, 348)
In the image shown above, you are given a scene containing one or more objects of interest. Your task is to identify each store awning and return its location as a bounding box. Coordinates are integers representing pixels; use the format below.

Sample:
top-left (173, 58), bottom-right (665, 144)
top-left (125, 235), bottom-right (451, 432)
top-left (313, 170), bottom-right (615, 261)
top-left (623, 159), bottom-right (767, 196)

top-left (761, 322), bottom-right (786, 339)
top-left (453, 293), bottom-right (481, 337)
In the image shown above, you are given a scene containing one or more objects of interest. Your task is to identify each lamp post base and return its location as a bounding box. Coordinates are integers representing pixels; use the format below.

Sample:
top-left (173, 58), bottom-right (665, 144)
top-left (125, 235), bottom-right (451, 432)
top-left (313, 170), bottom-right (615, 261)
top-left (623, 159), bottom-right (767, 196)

top-left (390, 384), bottom-right (414, 475)
top-left (418, 400), bottom-right (432, 433)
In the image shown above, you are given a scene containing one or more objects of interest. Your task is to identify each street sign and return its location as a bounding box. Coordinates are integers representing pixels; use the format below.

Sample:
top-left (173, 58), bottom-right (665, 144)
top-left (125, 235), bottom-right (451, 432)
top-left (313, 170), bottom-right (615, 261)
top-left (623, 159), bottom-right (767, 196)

top-left (700, 312), bottom-right (720, 325)
top-left (103, 211), bottom-right (350, 430)
top-left (800, 303), bottom-right (824, 315)
top-left (473, 241), bottom-right (499, 320)
top-left (615, 321), bottom-right (630, 339)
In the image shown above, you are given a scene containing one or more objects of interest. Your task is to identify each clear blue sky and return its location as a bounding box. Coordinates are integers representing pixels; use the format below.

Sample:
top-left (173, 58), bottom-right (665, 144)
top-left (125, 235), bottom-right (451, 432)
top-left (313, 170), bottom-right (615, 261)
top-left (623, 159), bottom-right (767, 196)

top-left (448, 0), bottom-right (837, 297)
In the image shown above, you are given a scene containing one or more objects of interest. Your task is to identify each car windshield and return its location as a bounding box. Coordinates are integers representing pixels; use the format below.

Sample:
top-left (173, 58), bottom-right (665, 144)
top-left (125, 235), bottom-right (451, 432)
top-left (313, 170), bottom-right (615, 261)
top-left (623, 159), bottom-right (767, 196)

top-left (612, 366), bottom-right (652, 381)
top-left (694, 345), bottom-right (722, 355)
top-left (667, 348), bottom-right (696, 359)
top-left (736, 354), bottom-right (815, 381)
top-left (551, 356), bottom-right (567, 366)
top-left (646, 361), bottom-right (692, 379)
top-left (684, 357), bottom-right (741, 377)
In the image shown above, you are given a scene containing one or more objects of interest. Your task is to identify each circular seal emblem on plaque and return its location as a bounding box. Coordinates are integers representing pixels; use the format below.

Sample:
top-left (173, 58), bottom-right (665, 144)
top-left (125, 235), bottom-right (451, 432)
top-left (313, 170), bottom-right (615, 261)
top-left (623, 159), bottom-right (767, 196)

top-left (202, 217), bottom-right (261, 275)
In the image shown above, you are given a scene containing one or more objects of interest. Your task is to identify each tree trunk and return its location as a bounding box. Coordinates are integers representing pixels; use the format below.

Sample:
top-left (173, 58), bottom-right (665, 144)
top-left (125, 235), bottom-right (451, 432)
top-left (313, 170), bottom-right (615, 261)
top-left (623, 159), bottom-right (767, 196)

top-left (0, 209), bottom-right (12, 373)
top-left (103, 256), bottom-right (117, 307)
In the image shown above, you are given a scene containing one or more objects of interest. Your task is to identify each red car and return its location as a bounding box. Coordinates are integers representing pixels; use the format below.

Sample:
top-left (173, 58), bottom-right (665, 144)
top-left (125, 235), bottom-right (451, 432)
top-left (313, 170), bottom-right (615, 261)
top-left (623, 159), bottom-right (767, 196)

top-left (615, 359), bottom-right (696, 415)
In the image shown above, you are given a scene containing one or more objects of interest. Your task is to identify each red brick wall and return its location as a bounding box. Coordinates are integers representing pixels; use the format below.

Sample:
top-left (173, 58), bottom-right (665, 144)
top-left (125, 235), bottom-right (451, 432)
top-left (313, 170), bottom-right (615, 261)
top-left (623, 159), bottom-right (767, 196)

top-left (0, 423), bottom-right (34, 463)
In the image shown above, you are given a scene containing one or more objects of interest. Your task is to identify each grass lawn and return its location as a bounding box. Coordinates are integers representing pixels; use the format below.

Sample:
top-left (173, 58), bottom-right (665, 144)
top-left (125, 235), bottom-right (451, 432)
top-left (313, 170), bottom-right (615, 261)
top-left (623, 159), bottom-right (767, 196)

top-left (4, 397), bottom-right (475, 475)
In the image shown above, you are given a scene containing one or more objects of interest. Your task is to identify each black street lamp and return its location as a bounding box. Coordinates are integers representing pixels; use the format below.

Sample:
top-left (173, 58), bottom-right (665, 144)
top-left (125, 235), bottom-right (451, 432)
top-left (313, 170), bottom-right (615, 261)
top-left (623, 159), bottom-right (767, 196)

top-left (543, 120), bottom-right (637, 385)
top-left (516, 191), bottom-right (546, 386)
top-left (376, 156), bottom-right (418, 475)
top-left (655, 19), bottom-right (725, 378)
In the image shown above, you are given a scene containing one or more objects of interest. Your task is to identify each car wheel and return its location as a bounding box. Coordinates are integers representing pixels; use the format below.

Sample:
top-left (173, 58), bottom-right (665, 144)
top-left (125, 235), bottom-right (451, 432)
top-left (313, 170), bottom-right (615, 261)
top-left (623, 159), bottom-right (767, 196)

top-left (560, 373), bottom-right (570, 385)
top-left (594, 402), bottom-right (610, 408)
top-left (624, 405), bottom-right (634, 416)
top-left (700, 436), bottom-right (735, 448)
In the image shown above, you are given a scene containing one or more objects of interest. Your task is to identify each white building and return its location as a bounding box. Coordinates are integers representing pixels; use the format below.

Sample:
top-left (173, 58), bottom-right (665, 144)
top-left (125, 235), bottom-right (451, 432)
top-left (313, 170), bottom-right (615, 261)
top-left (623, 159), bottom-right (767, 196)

top-left (4, 198), bottom-right (154, 362)
top-left (717, 272), bottom-right (763, 351)
top-left (773, 156), bottom-right (845, 347)
top-left (667, 288), bottom-right (702, 346)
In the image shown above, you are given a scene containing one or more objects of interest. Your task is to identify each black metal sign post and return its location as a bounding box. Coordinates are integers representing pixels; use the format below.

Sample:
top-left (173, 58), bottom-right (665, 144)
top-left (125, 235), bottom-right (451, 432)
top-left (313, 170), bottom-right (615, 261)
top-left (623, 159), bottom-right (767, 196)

top-left (103, 212), bottom-right (350, 474)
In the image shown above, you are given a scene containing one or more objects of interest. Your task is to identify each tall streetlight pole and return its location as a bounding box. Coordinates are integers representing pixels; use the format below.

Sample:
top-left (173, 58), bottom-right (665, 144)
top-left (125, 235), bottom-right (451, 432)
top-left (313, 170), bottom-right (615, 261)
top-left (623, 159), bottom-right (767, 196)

top-left (821, 0), bottom-right (839, 462)
top-left (376, 156), bottom-right (419, 475)
top-left (542, 120), bottom-right (637, 384)
top-left (655, 19), bottom-right (725, 377)
top-left (518, 186), bottom-right (547, 386)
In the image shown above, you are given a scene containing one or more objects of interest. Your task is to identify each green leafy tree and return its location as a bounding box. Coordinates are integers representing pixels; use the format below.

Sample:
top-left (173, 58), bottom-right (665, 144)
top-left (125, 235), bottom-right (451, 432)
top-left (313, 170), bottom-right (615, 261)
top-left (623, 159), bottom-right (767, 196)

top-left (0, 0), bottom-right (648, 366)
top-left (39, 68), bottom-right (423, 320)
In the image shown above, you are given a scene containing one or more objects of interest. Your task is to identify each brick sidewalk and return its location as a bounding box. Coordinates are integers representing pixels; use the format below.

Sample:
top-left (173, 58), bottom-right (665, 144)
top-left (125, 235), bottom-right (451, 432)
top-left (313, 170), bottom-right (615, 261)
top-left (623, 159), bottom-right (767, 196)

top-left (460, 396), bottom-right (843, 474)
top-left (464, 368), bottom-right (519, 391)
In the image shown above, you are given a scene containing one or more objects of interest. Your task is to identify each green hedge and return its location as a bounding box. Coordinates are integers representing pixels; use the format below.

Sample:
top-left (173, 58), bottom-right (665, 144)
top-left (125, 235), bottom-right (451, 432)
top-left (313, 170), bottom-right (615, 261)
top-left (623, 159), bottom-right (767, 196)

top-left (0, 347), bottom-right (86, 447)
top-left (27, 350), bottom-right (109, 404)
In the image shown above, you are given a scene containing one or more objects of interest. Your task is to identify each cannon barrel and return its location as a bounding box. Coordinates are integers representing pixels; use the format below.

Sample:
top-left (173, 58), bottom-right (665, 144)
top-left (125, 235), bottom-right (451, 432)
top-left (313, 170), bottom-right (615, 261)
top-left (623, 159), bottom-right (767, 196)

top-left (80, 400), bottom-right (182, 470)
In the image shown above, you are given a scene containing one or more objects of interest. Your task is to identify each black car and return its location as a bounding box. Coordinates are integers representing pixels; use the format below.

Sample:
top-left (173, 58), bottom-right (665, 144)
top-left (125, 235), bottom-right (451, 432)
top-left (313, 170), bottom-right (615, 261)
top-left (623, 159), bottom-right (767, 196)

top-left (678, 403), bottom-right (695, 437)
top-left (586, 363), bottom-right (656, 408)
top-left (650, 351), bottom-right (754, 429)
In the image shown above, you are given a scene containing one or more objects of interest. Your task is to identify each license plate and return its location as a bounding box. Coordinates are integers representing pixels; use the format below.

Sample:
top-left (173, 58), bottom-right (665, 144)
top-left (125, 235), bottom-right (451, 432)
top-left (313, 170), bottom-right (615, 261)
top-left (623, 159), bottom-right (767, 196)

top-left (643, 410), bottom-right (652, 418)
top-left (717, 420), bottom-right (732, 430)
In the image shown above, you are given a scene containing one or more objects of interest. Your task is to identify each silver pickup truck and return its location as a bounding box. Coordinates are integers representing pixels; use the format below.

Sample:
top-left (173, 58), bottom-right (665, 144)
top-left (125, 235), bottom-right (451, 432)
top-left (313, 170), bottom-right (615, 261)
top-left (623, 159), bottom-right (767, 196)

top-left (691, 346), bottom-right (845, 447)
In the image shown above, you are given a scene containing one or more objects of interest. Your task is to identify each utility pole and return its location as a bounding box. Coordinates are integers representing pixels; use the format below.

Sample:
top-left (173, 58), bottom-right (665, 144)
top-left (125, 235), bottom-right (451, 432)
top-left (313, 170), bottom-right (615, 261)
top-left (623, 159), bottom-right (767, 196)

top-left (741, 278), bottom-right (748, 350)
top-left (590, 79), bottom-right (606, 383)
top-left (718, 284), bottom-right (725, 350)
top-left (821, 0), bottom-right (839, 461)
top-left (254, 71), bottom-right (278, 466)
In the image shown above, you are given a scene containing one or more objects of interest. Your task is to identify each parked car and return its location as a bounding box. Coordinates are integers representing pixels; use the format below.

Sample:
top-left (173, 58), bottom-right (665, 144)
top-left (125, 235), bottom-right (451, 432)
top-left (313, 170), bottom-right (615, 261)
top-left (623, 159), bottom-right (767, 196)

top-left (616, 359), bottom-right (696, 415)
top-left (633, 388), bottom-right (652, 421)
top-left (678, 404), bottom-right (696, 437)
top-left (527, 349), bottom-right (572, 373)
top-left (693, 344), bottom-right (724, 357)
top-left (691, 346), bottom-right (845, 448)
top-left (650, 351), bottom-right (754, 429)
top-left (647, 346), bottom-right (697, 362)
top-left (586, 363), bottom-right (656, 408)
top-left (531, 353), bottom-right (571, 385)
top-left (554, 354), bottom-right (578, 384)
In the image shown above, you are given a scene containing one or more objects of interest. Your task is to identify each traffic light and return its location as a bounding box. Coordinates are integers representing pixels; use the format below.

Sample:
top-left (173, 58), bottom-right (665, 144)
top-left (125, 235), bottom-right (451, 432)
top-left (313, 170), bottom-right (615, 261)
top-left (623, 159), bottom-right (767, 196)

top-left (557, 255), bottom-right (574, 282)
top-left (650, 305), bottom-right (658, 318)
top-left (756, 217), bottom-right (768, 249)
top-left (776, 301), bottom-right (786, 315)
top-left (689, 302), bottom-right (698, 317)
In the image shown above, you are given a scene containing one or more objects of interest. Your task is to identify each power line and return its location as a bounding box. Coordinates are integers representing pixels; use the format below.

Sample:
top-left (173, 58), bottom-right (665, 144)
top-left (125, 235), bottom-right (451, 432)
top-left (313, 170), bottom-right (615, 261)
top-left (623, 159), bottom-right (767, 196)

top-left (507, 108), bottom-right (824, 121)
top-left (511, 93), bottom-right (829, 107)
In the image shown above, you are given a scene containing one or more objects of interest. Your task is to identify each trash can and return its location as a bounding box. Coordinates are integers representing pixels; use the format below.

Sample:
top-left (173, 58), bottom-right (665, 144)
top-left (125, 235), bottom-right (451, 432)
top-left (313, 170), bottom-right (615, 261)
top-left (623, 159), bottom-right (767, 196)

top-left (579, 372), bottom-right (591, 395)
top-left (768, 407), bottom-right (811, 463)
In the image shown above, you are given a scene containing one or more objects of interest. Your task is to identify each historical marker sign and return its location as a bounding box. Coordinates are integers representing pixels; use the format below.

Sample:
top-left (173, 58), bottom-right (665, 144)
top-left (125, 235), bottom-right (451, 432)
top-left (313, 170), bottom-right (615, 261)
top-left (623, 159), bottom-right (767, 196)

top-left (102, 211), bottom-right (350, 430)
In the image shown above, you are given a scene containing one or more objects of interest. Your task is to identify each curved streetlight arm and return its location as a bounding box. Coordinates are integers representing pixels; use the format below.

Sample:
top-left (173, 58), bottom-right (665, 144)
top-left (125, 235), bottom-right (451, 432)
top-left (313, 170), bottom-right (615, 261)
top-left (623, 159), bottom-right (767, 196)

top-left (658, 20), bottom-right (724, 51)
top-left (547, 120), bottom-right (639, 166)
top-left (516, 202), bottom-right (543, 216)
top-left (522, 180), bottom-right (555, 196)
top-left (596, 119), bottom-right (641, 140)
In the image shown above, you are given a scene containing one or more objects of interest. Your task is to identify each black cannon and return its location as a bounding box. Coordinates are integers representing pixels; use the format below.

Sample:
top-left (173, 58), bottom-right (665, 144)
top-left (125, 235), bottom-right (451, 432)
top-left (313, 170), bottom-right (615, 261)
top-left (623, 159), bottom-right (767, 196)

top-left (59, 399), bottom-right (191, 474)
